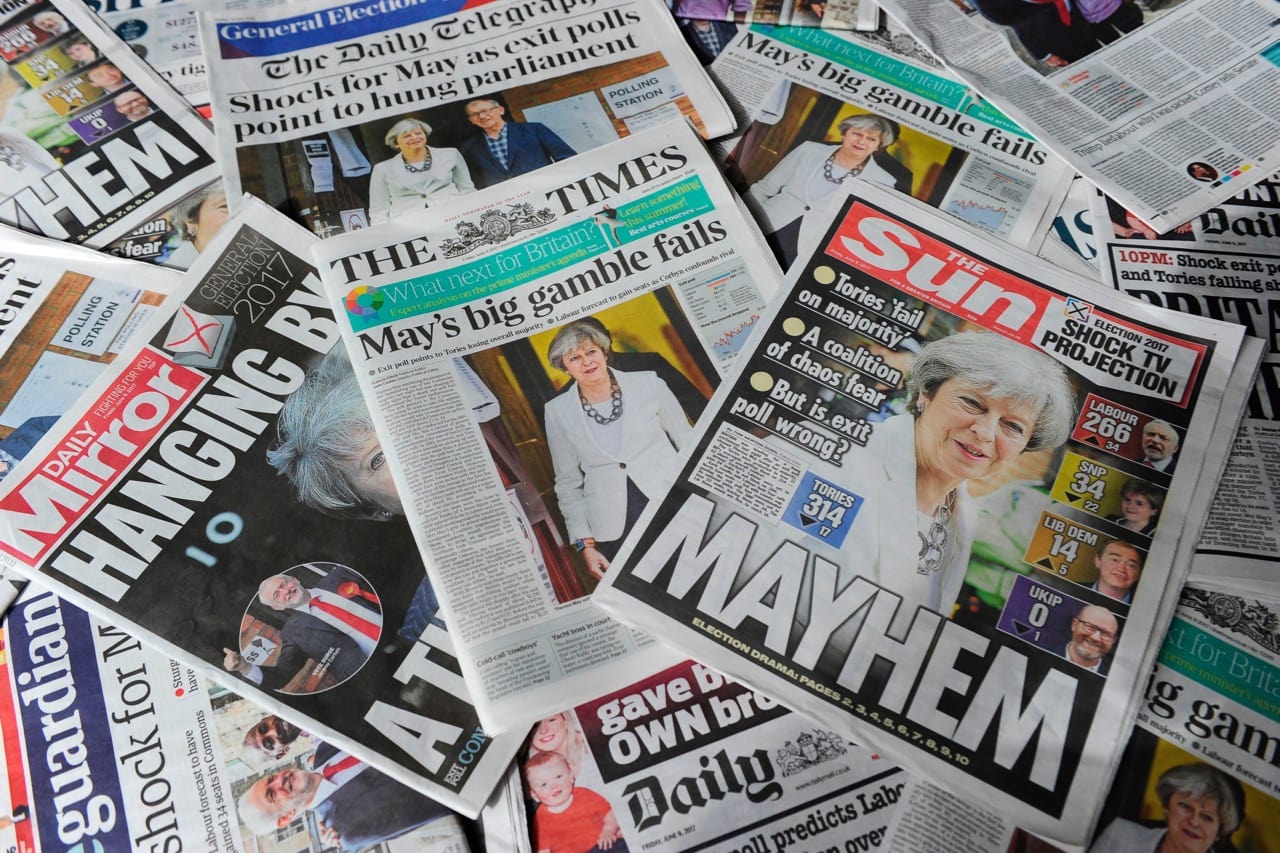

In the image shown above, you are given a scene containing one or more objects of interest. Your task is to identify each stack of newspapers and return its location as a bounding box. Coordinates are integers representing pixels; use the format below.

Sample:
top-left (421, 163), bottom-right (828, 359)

top-left (0, 0), bottom-right (1277, 850)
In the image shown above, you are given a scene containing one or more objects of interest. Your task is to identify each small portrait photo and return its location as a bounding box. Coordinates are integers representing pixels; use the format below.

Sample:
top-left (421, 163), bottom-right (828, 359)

top-left (997, 575), bottom-right (1122, 675)
top-left (464, 294), bottom-right (716, 602)
top-left (225, 562), bottom-right (382, 694)
top-left (1187, 161), bottom-right (1219, 183)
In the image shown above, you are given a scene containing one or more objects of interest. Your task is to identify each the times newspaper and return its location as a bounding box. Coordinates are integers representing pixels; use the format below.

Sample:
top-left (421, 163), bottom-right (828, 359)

top-left (707, 25), bottom-right (1073, 261)
top-left (513, 658), bottom-right (911, 853)
top-left (1089, 173), bottom-right (1280, 595)
top-left (199, 0), bottom-right (736, 238)
top-left (875, 0), bottom-right (1280, 234)
top-left (0, 584), bottom-right (517, 852)
top-left (0, 198), bottom-right (523, 816)
top-left (592, 183), bottom-right (1253, 844)
top-left (0, 0), bottom-right (219, 252)
top-left (311, 123), bottom-right (784, 733)
top-left (671, 0), bottom-right (879, 32)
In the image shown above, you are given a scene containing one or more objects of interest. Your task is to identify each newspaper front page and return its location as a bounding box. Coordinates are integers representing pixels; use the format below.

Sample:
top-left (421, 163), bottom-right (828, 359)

top-left (0, 584), bottom-right (485, 852)
top-left (0, 0), bottom-right (219, 251)
top-left (312, 123), bottom-right (784, 733)
top-left (1089, 174), bottom-right (1280, 595)
top-left (514, 658), bottom-right (910, 853)
top-left (673, 0), bottom-right (878, 32)
top-left (876, 0), bottom-right (1280, 234)
top-left (708, 25), bottom-right (1073, 262)
top-left (201, 0), bottom-right (735, 238)
top-left (0, 197), bottom-right (522, 816)
top-left (592, 182), bottom-right (1250, 843)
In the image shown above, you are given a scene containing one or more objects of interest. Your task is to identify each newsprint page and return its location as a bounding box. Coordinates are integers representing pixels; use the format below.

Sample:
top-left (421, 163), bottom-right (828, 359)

top-left (877, 0), bottom-right (1280, 234)
top-left (593, 183), bottom-right (1251, 844)
top-left (0, 0), bottom-right (219, 254)
top-left (708, 24), bottom-right (1072, 258)
top-left (1089, 172), bottom-right (1280, 595)
top-left (201, 0), bottom-right (736, 237)
top-left (312, 123), bottom-right (783, 733)
top-left (0, 198), bottom-right (522, 816)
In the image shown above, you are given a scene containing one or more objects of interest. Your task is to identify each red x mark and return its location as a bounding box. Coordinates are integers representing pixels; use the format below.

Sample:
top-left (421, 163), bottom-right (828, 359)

top-left (170, 306), bottom-right (219, 355)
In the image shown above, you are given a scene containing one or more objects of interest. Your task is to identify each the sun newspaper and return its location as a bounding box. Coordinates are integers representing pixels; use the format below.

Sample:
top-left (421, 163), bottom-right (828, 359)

top-left (0, 583), bottom-right (541, 853)
top-left (199, 0), bottom-right (736, 238)
top-left (875, 0), bottom-right (1280, 235)
top-left (1089, 172), bottom-right (1280, 597)
top-left (706, 25), bottom-right (1073, 261)
top-left (0, 197), bottom-right (523, 816)
top-left (310, 123), bottom-right (784, 734)
top-left (514, 658), bottom-right (911, 853)
top-left (0, 0), bottom-right (219, 254)
top-left (592, 182), bottom-right (1254, 844)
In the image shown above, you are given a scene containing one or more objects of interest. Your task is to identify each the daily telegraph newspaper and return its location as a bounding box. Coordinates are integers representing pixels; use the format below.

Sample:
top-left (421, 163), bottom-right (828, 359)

top-left (593, 182), bottom-right (1252, 843)
top-left (0, 584), bottom-right (494, 852)
top-left (0, 0), bottom-right (219, 250)
top-left (312, 123), bottom-right (784, 733)
top-left (1090, 173), bottom-right (1280, 595)
top-left (0, 198), bottom-right (522, 815)
top-left (876, 0), bottom-right (1280, 234)
top-left (1087, 585), bottom-right (1280, 850)
top-left (200, 0), bottom-right (735, 238)
top-left (672, 0), bottom-right (879, 32)
top-left (708, 25), bottom-right (1072, 265)
top-left (514, 658), bottom-right (910, 852)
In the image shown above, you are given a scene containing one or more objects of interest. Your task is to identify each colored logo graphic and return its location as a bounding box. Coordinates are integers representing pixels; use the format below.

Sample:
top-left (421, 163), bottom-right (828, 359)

top-left (345, 285), bottom-right (384, 318)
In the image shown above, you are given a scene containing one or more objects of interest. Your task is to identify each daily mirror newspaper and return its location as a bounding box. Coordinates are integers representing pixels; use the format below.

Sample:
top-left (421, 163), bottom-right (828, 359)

top-left (592, 182), bottom-right (1250, 843)
top-left (708, 25), bottom-right (1073, 265)
top-left (1090, 173), bottom-right (1280, 595)
top-left (312, 123), bottom-right (783, 733)
top-left (876, 0), bottom-right (1280, 234)
top-left (0, 0), bottom-right (218, 250)
top-left (0, 584), bottom-right (497, 853)
top-left (0, 197), bottom-right (521, 816)
top-left (200, 0), bottom-right (736, 238)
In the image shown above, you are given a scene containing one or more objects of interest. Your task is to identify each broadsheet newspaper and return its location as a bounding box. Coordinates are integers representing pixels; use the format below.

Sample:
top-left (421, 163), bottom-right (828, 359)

top-left (708, 25), bottom-right (1073, 262)
top-left (312, 123), bottom-right (784, 733)
top-left (1090, 173), bottom-right (1280, 595)
top-left (592, 182), bottom-right (1251, 844)
top-left (0, 584), bottom-right (501, 853)
top-left (514, 658), bottom-right (911, 853)
top-left (0, 0), bottom-right (219, 251)
top-left (0, 198), bottom-right (522, 816)
top-left (200, 0), bottom-right (735, 238)
top-left (875, 0), bottom-right (1280, 234)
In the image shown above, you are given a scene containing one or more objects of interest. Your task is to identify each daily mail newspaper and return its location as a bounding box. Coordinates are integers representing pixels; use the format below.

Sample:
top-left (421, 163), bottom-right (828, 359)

top-left (200, 0), bottom-right (736, 238)
top-left (311, 123), bottom-right (783, 733)
top-left (0, 584), bottom-right (508, 853)
top-left (0, 197), bottom-right (522, 816)
top-left (592, 182), bottom-right (1250, 844)
top-left (513, 658), bottom-right (910, 853)
top-left (1090, 174), bottom-right (1280, 596)
top-left (708, 24), bottom-right (1073, 264)
top-left (876, 0), bottom-right (1280, 234)
top-left (0, 0), bottom-right (219, 251)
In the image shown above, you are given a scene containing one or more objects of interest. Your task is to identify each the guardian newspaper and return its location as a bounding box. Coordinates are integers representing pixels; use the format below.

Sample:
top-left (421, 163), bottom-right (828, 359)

top-left (876, 0), bottom-right (1280, 234)
top-left (593, 182), bottom-right (1251, 844)
top-left (0, 198), bottom-right (522, 816)
top-left (201, 0), bottom-right (737, 236)
top-left (312, 123), bottom-right (784, 733)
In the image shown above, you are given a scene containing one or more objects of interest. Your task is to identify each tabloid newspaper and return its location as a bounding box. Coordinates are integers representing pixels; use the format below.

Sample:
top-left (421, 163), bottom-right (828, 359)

top-left (199, 0), bottom-right (736, 238)
top-left (513, 658), bottom-right (911, 853)
top-left (706, 25), bottom-right (1073, 265)
top-left (310, 122), bottom-right (784, 733)
top-left (0, 197), bottom-right (523, 816)
top-left (672, 0), bottom-right (879, 32)
top-left (0, 0), bottom-right (220, 253)
top-left (591, 182), bottom-right (1253, 844)
top-left (0, 583), bottom-right (520, 853)
top-left (875, 0), bottom-right (1280, 234)
top-left (1089, 173), bottom-right (1280, 596)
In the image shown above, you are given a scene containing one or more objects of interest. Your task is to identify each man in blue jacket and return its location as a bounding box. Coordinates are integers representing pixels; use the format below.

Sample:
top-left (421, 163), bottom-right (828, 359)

top-left (460, 98), bottom-right (576, 188)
